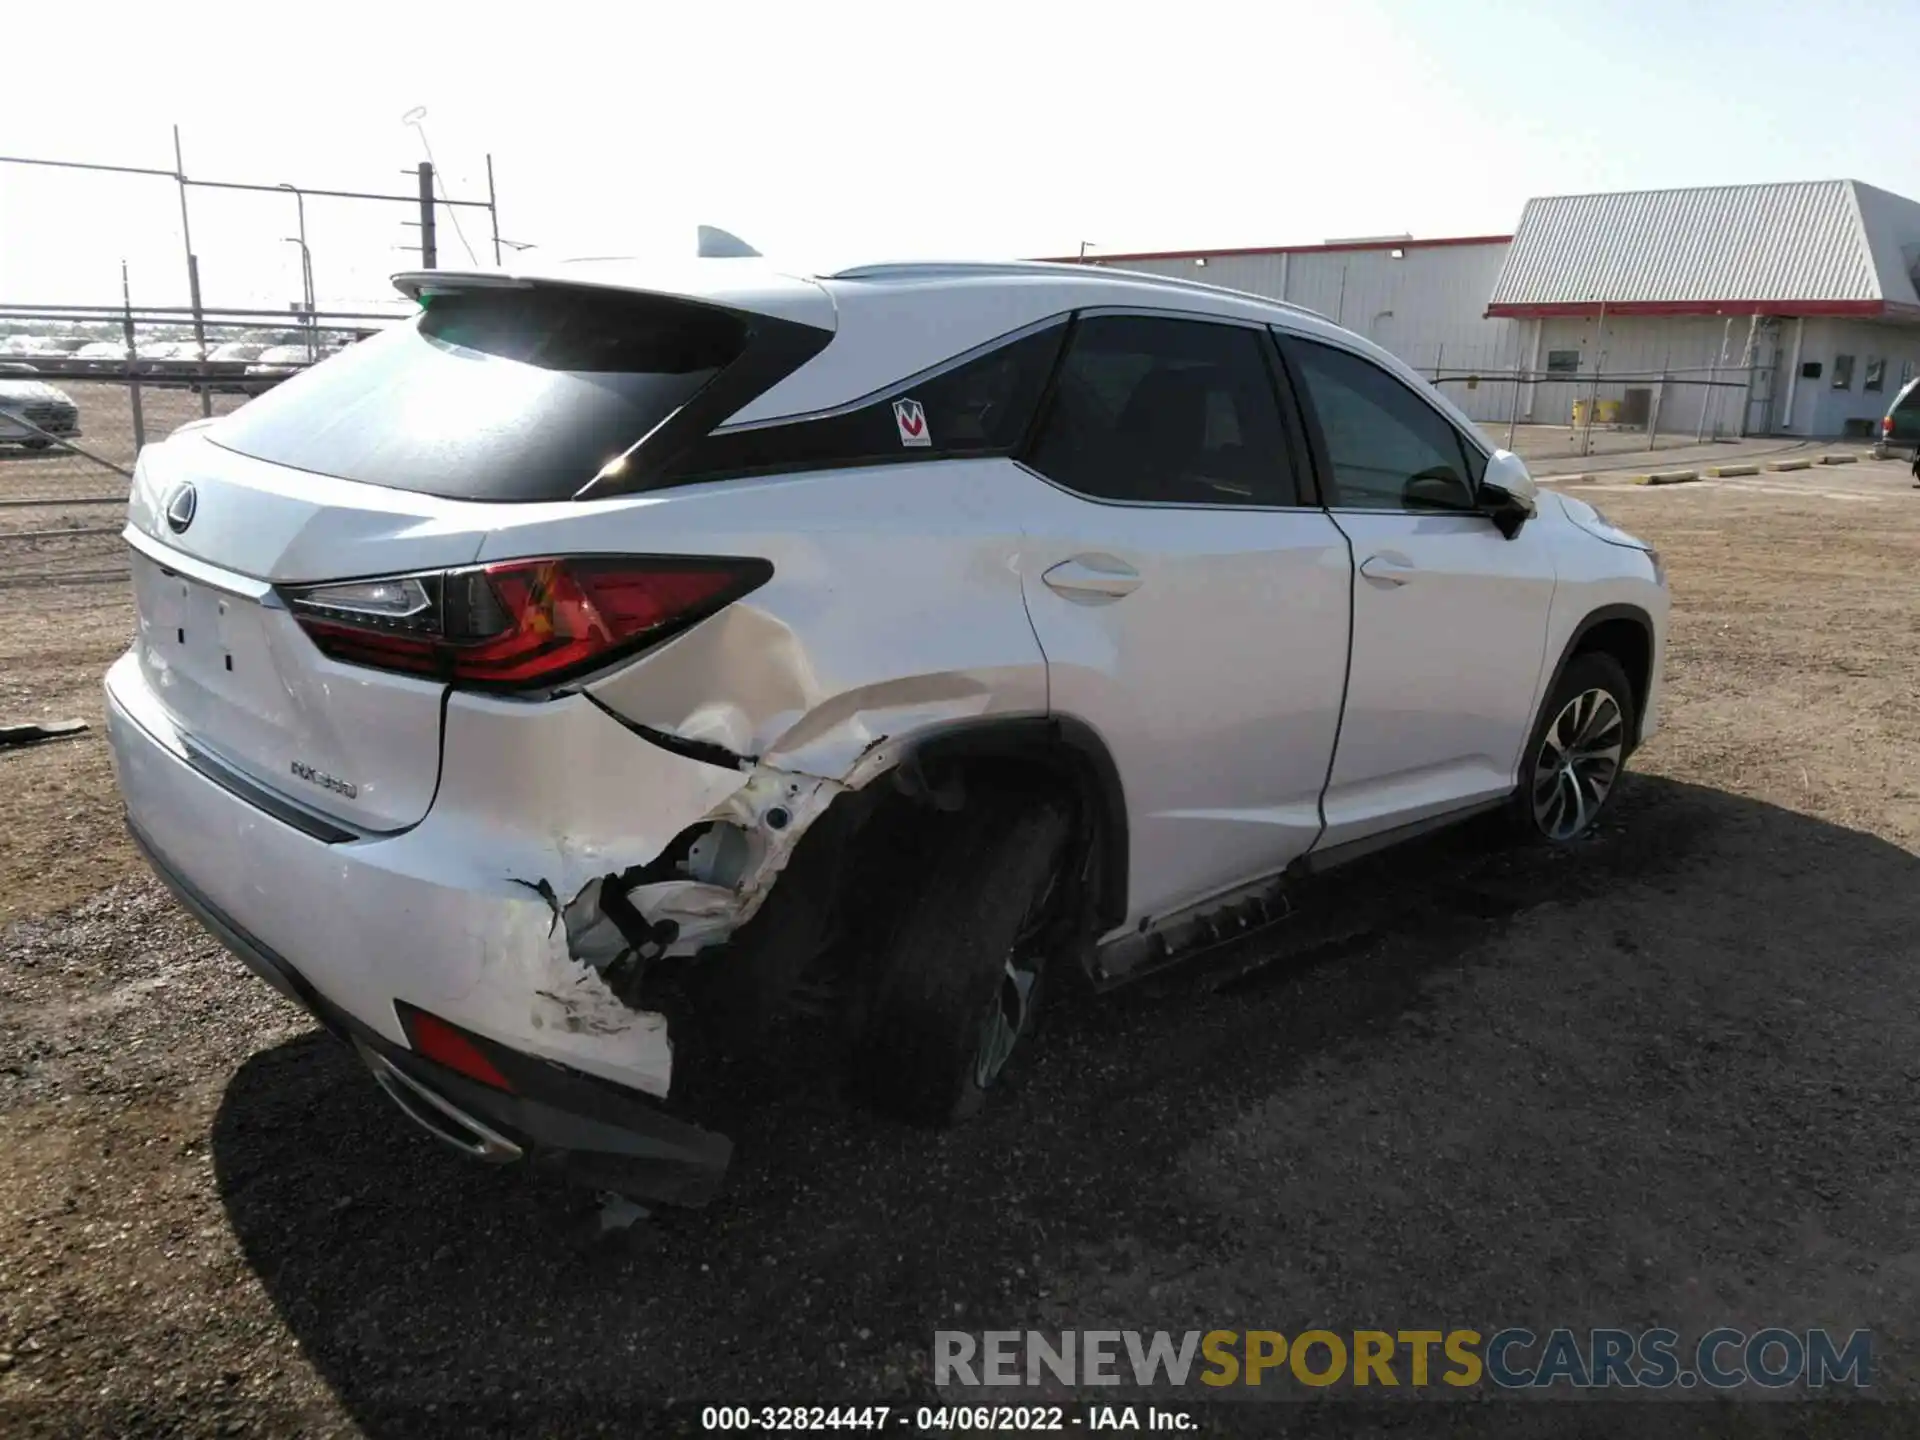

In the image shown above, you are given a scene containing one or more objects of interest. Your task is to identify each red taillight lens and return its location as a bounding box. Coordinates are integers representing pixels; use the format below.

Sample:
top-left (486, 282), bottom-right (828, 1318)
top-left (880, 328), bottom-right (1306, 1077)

top-left (401, 1008), bottom-right (514, 1092)
top-left (1883, 415), bottom-right (1894, 434)
top-left (283, 555), bottom-right (770, 690)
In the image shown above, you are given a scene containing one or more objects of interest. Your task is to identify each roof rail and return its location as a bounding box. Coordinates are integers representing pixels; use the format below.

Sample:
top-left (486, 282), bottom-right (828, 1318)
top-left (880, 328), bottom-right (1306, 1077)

top-left (825, 259), bottom-right (1328, 320)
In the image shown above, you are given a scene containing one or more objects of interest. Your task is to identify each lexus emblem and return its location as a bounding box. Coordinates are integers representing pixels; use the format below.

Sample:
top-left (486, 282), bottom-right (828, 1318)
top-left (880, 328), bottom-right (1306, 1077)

top-left (164, 483), bottom-right (197, 534)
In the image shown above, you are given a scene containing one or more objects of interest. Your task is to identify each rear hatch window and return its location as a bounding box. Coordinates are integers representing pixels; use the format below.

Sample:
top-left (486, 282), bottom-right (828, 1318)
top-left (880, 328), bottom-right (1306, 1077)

top-left (209, 286), bottom-right (753, 502)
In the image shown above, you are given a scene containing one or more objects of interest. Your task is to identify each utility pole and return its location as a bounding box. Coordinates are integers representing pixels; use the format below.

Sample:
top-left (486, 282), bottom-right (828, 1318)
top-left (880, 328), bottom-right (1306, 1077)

top-left (120, 261), bottom-right (145, 450)
top-left (280, 183), bottom-right (314, 359)
top-left (173, 125), bottom-right (212, 418)
top-left (486, 154), bottom-right (502, 265)
top-left (417, 161), bottom-right (437, 269)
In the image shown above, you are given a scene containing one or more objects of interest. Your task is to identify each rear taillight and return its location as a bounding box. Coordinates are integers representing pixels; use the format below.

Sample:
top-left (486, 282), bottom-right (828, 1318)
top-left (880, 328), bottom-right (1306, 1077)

top-left (1883, 415), bottom-right (1894, 435)
top-left (282, 555), bottom-right (770, 690)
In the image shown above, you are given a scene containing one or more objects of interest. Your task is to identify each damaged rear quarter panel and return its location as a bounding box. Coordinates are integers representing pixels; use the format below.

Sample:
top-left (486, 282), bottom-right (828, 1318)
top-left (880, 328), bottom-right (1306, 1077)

top-left (439, 458), bottom-right (1051, 1092)
top-left (396, 690), bottom-right (765, 1095)
top-left (573, 458), bottom-right (1050, 778)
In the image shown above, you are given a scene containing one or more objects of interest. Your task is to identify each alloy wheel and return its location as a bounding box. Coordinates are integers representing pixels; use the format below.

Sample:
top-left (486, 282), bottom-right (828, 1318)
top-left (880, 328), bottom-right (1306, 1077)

top-left (1532, 687), bottom-right (1625, 840)
top-left (974, 959), bottom-right (1037, 1090)
top-left (972, 872), bottom-right (1059, 1090)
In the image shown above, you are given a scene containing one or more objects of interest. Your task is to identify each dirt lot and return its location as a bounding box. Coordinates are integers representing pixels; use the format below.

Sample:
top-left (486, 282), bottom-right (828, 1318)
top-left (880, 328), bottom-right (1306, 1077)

top-left (2, 458), bottom-right (1918, 1436)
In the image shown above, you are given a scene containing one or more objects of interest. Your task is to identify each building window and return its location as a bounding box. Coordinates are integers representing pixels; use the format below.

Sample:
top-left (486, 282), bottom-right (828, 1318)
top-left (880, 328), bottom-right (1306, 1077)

top-left (1864, 357), bottom-right (1886, 393)
top-left (1903, 359), bottom-right (1916, 388)
top-left (1545, 349), bottom-right (1581, 375)
top-left (1831, 354), bottom-right (1855, 390)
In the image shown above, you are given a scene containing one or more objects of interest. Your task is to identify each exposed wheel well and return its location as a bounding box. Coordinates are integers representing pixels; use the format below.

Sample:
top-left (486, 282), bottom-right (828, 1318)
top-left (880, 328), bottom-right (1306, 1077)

top-left (1565, 610), bottom-right (1653, 741)
top-left (883, 716), bottom-right (1128, 937)
top-left (680, 717), bottom-right (1128, 1038)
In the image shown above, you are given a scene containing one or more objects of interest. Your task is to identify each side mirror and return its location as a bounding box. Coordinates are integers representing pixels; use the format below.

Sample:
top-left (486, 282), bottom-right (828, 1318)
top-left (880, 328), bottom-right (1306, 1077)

top-left (1478, 449), bottom-right (1538, 539)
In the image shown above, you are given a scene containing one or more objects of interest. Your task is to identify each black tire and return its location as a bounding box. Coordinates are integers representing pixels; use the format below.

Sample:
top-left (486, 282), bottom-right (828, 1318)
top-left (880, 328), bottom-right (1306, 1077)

top-left (1507, 650), bottom-right (1635, 843)
top-left (852, 793), bottom-right (1071, 1126)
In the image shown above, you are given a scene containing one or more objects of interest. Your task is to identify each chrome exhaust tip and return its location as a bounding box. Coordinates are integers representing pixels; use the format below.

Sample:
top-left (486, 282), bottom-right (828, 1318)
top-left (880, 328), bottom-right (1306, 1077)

top-left (356, 1040), bottom-right (523, 1164)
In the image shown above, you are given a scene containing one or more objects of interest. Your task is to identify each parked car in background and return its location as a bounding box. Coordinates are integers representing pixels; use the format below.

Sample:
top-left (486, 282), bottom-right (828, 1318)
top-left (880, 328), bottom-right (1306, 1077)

top-left (21, 337), bottom-right (87, 358)
top-left (108, 256), bottom-right (1667, 1206)
top-left (238, 344), bottom-right (323, 394)
top-left (192, 342), bottom-right (270, 394)
top-left (71, 341), bottom-right (130, 375)
top-left (208, 341), bottom-right (268, 363)
top-left (0, 361), bottom-right (40, 376)
top-left (135, 343), bottom-right (212, 387)
top-left (243, 344), bottom-right (314, 380)
top-left (0, 376), bottom-right (81, 448)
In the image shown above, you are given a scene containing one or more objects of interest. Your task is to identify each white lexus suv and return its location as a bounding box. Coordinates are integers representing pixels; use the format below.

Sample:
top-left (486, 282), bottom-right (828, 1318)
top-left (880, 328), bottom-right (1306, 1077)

top-left (106, 254), bottom-right (1666, 1205)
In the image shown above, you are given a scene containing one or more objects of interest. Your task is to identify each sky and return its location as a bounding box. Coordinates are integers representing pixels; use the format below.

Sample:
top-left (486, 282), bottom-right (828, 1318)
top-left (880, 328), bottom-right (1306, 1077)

top-left (0, 0), bottom-right (1912, 315)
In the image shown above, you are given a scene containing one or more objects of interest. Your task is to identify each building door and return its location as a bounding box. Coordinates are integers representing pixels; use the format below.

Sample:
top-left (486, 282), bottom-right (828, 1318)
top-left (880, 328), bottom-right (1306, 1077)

top-left (1747, 344), bottom-right (1782, 435)
top-left (1769, 344), bottom-right (1797, 432)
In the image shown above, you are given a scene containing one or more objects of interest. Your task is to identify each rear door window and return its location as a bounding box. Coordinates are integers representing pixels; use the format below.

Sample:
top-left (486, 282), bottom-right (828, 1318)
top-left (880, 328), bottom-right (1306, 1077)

top-left (210, 286), bottom-right (758, 502)
top-left (1023, 315), bottom-right (1305, 506)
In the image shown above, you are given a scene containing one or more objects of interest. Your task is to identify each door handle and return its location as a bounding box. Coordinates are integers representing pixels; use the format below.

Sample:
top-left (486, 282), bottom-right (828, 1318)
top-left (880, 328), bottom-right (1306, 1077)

top-left (1042, 556), bottom-right (1142, 603)
top-left (1358, 553), bottom-right (1417, 587)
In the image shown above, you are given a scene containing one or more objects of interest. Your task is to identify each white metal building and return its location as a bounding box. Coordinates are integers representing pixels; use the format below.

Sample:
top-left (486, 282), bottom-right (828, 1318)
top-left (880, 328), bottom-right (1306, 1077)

top-left (1059, 179), bottom-right (1920, 438)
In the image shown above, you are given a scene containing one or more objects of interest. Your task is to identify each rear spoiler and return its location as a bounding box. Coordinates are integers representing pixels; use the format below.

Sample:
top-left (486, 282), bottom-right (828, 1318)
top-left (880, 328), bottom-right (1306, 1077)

top-left (395, 226), bottom-right (768, 302)
top-left (391, 272), bottom-right (531, 301)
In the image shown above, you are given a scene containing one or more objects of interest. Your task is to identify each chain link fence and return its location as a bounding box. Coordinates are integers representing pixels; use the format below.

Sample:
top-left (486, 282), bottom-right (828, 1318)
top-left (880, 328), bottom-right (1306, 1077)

top-left (0, 310), bottom-right (395, 589)
top-left (1430, 365), bottom-right (1767, 464)
top-left (0, 326), bottom-right (1783, 591)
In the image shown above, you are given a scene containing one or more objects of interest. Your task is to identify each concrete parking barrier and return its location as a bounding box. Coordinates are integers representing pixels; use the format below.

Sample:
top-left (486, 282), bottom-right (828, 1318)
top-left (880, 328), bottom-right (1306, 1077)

top-left (1764, 459), bottom-right (1813, 472)
top-left (1705, 464), bottom-right (1759, 477)
top-left (1626, 470), bottom-right (1701, 485)
top-left (1819, 453), bottom-right (1859, 465)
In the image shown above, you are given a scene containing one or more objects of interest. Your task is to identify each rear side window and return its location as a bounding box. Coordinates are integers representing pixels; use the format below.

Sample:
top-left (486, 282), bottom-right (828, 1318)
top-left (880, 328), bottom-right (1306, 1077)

top-left (1024, 315), bottom-right (1302, 506)
top-left (210, 286), bottom-right (757, 502)
top-left (668, 322), bottom-right (1066, 481)
top-left (1281, 336), bottom-right (1480, 512)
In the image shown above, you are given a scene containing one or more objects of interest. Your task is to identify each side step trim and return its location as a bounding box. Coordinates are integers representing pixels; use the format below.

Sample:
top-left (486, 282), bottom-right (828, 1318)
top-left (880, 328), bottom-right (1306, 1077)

top-left (1091, 794), bottom-right (1509, 986)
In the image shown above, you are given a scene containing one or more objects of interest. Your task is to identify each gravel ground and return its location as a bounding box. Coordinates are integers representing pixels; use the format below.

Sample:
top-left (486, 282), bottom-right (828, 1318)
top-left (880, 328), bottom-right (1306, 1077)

top-left (2, 459), bottom-right (1918, 1436)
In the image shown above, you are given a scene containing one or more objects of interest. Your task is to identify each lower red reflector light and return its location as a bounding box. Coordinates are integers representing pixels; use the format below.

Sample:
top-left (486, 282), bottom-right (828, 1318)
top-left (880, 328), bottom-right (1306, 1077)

top-left (406, 1010), bottom-right (514, 1092)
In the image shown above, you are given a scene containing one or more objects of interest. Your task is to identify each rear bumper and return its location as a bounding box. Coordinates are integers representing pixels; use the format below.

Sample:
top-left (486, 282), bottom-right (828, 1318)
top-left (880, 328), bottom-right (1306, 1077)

top-left (126, 813), bottom-right (732, 1204)
top-left (106, 651), bottom-right (734, 1205)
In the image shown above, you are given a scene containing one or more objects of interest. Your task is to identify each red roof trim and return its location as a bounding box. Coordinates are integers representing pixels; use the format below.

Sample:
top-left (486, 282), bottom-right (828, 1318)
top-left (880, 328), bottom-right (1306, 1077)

top-left (1486, 299), bottom-right (1892, 320)
top-left (1036, 234), bottom-right (1514, 265)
